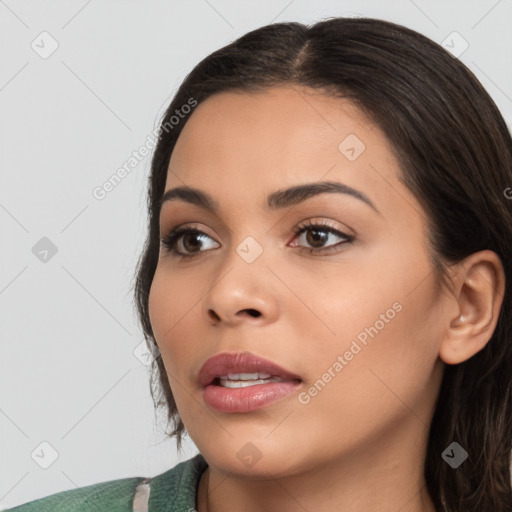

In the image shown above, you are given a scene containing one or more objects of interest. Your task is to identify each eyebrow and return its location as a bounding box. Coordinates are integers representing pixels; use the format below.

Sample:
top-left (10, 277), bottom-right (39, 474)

top-left (158, 181), bottom-right (380, 215)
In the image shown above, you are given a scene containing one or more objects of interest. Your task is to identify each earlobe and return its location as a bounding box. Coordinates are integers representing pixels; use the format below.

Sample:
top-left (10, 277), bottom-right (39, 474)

top-left (438, 250), bottom-right (505, 365)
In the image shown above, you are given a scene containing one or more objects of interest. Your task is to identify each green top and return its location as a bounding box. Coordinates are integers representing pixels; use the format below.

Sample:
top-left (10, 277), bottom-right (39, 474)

top-left (5, 453), bottom-right (208, 512)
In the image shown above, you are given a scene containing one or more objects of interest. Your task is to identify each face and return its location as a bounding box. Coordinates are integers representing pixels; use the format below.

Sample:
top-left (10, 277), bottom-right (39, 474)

top-left (148, 86), bottom-right (447, 478)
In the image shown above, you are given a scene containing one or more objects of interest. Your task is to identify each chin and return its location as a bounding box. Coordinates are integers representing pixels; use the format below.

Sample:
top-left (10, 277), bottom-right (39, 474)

top-left (193, 432), bottom-right (306, 479)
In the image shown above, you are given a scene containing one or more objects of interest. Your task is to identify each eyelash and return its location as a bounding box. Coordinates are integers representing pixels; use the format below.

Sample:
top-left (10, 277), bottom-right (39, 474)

top-left (160, 220), bottom-right (354, 259)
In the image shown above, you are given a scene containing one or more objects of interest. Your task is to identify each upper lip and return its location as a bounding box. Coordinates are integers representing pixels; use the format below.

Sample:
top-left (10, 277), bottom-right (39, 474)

top-left (198, 351), bottom-right (302, 387)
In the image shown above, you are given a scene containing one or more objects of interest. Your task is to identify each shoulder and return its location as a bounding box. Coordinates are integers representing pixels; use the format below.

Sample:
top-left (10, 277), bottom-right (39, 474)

top-left (4, 453), bottom-right (208, 512)
top-left (3, 476), bottom-right (142, 512)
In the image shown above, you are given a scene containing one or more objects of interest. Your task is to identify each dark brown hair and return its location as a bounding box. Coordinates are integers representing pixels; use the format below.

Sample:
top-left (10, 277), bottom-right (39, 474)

top-left (132, 17), bottom-right (512, 511)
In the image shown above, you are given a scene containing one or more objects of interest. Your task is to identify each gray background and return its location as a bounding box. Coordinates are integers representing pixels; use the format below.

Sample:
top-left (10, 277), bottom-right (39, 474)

top-left (1, 0), bottom-right (511, 508)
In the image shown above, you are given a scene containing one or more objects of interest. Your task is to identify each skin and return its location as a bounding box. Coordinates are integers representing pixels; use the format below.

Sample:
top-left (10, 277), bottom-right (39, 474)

top-left (148, 86), bottom-right (505, 512)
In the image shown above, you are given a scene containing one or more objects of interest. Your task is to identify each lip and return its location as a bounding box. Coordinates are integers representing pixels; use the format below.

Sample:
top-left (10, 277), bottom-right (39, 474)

top-left (198, 351), bottom-right (302, 387)
top-left (198, 351), bottom-right (302, 413)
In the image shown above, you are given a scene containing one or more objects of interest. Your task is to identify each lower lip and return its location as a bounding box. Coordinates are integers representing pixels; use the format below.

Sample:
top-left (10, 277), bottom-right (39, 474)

top-left (203, 380), bottom-right (302, 413)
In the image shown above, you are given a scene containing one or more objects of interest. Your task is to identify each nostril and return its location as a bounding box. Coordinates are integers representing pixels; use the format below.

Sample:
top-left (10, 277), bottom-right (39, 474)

top-left (244, 308), bottom-right (261, 318)
top-left (208, 309), bottom-right (221, 322)
top-left (208, 308), bottom-right (261, 321)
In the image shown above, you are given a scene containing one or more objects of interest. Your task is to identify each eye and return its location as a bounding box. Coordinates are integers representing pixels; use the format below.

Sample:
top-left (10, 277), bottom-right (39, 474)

top-left (160, 220), bottom-right (354, 259)
top-left (160, 226), bottom-right (219, 258)
top-left (290, 220), bottom-right (354, 254)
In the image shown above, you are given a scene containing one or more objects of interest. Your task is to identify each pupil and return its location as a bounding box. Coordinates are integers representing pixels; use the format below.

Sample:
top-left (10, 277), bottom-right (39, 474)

top-left (183, 233), bottom-right (201, 252)
top-left (307, 229), bottom-right (327, 247)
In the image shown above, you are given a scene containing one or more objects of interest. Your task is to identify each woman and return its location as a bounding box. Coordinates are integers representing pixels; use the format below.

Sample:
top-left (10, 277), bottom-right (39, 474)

top-left (7, 16), bottom-right (512, 512)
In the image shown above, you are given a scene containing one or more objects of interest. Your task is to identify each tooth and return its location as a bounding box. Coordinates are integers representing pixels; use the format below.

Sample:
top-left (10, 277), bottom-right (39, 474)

top-left (221, 379), bottom-right (266, 388)
top-left (236, 373), bottom-right (259, 380)
top-left (219, 377), bottom-right (284, 388)
top-left (221, 372), bottom-right (273, 381)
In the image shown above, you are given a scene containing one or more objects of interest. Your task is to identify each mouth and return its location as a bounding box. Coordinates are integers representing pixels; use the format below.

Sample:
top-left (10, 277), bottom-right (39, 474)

top-left (198, 351), bottom-right (302, 413)
top-left (213, 372), bottom-right (292, 388)
top-left (198, 351), bottom-right (302, 388)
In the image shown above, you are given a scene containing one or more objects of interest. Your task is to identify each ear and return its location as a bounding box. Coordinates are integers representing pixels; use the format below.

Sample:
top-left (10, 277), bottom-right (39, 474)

top-left (439, 250), bottom-right (506, 365)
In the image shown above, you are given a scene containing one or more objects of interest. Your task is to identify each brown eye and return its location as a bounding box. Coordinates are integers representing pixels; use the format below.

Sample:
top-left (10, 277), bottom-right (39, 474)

top-left (291, 222), bottom-right (354, 253)
top-left (180, 232), bottom-right (204, 253)
top-left (161, 228), bottom-right (219, 258)
top-left (305, 229), bottom-right (329, 248)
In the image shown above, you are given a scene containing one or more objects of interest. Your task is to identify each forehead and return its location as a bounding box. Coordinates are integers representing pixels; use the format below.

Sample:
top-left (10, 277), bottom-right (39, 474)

top-left (168, 86), bottom-right (395, 180)
top-left (171, 86), bottom-right (379, 163)
top-left (164, 86), bottom-right (422, 228)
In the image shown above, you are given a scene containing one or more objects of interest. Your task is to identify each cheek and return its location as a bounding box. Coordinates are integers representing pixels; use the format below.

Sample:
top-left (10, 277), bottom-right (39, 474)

top-left (147, 271), bottom-right (171, 342)
top-left (294, 251), bottom-right (441, 398)
top-left (147, 274), bottom-right (191, 403)
top-left (147, 264), bottom-right (216, 391)
top-left (148, 265), bottom-right (203, 336)
top-left (148, 268), bottom-right (196, 357)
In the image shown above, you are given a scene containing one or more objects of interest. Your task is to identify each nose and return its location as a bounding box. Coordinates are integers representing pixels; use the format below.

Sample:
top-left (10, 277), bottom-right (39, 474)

top-left (202, 248), bottom-right (280, 327)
